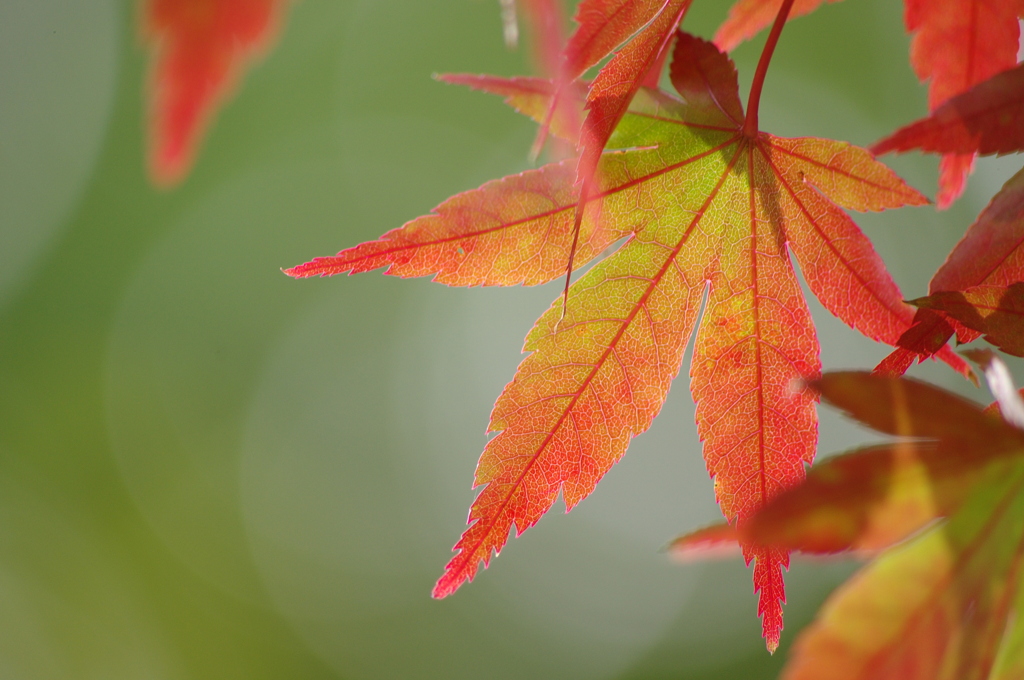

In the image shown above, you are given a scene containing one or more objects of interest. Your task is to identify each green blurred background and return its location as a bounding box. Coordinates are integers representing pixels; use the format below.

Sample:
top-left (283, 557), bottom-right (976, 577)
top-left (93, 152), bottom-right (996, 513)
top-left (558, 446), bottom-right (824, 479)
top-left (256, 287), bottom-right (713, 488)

top-left (1, 1), bottom-right (1020, 678)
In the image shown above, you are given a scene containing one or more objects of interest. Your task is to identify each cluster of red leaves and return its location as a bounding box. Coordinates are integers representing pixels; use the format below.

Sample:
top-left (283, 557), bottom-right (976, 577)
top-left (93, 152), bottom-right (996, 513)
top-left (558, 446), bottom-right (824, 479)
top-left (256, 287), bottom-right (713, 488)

top-left (282, 0), bottom-right (1024, 652)
top-left (141, 0), bottom-right (1020, 662)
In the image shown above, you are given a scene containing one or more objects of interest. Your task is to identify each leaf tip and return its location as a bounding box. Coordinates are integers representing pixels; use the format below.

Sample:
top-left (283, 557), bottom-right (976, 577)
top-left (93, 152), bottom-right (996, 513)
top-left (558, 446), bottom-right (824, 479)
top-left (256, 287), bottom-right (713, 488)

top-left (432, 561), bottom-right (473, 599)
top-left (282, 263), bottom-right (308, 278)
top-left (430, 579), bottom-right (456, 600)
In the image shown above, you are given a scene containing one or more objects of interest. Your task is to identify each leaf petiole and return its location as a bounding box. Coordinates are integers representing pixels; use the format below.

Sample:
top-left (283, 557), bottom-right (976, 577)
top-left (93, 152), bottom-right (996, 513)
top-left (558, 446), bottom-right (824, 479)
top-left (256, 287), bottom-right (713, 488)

top-left (743, 0), bottom-right (796, 137)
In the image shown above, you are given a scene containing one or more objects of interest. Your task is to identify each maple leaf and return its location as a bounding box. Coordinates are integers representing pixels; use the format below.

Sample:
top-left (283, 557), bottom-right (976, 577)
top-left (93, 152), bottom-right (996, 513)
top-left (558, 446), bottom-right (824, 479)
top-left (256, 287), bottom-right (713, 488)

top-left (142, 0), bottom-right (291, 187)
top-left (288, 31), bottom-right (961, 650)
top-left (783, 469), bottom-right (1024, 680)
top-left (715, 0), bottom-right (1024, 206)
top-left (872, 63), bottom-right (1024, 159)
top-left (903, 0), bottom-right (1024, 207)
top-left (876, 165), bottom-right (1024, 375)
top-left (673, 362), bottom-right (1024, 677)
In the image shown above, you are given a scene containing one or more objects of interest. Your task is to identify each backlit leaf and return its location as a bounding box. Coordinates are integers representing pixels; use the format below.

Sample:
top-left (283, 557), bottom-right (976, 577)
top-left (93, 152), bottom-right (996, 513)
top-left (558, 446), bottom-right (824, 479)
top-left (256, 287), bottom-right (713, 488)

top-left (143, 0), bottom-right (290, 186)
top-left (289, 33), bottom-right (947, 651)
top-left (872, 63), bottom-right (1024, 158)
top-left (782, 460), bottom-right (1024, 680)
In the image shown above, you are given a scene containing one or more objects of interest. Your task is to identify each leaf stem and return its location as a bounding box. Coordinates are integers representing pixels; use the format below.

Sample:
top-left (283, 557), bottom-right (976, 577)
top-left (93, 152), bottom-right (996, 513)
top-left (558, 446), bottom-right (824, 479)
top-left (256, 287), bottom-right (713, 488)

top-left (559, 178), bottom-right (591, 322)
top-left (743, 0), bottom-right (796, 137)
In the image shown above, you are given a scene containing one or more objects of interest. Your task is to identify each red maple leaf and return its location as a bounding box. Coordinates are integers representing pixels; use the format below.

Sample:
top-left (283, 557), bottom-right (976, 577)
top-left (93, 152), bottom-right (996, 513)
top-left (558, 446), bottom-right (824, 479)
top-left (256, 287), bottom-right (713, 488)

top-left (142, 0), bottom-right (291, 186)
top-left (287, 30), bottom-right (968, 650)
top-left (872, 62), bottom-right (1024, 159)
top-left (713, 0), bottom-right (1024, 206)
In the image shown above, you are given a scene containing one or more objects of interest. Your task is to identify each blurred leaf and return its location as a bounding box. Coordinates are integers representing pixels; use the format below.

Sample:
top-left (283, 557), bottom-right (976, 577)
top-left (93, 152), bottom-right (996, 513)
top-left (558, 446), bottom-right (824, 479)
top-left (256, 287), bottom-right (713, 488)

top-left (676, 370), bottom-right (1024, 556)
top-left (782, 459), bottom-right (1024, 680)
top-left (681, 366), bottom-right (1024, 678)
top-left (143, 0), bottom-right (291, 186)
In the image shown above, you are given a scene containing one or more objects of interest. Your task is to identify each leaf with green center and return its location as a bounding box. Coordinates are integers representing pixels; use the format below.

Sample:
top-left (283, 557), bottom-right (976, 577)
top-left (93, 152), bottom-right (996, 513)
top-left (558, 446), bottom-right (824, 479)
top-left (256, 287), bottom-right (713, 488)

top-left (287, 32), bottom-right (953, 651)
top-left (143, 0), bottom-right (291, 186)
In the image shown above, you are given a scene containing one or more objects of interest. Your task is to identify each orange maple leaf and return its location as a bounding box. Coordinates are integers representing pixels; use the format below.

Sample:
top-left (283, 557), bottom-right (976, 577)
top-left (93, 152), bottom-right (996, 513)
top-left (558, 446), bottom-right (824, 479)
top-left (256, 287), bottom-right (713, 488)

top-left (142, 0), bottom-right (291, 186)
top-left (287, 32), bottom-right (967, 650)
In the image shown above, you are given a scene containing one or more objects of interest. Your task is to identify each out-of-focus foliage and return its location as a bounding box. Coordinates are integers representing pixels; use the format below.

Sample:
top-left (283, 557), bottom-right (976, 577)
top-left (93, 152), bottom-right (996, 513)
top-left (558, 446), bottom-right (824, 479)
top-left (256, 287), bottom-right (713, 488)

top-left (1, 0), bottom-right (1022, 678)
top-left (672, 361), bottom-right (1024, 678)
